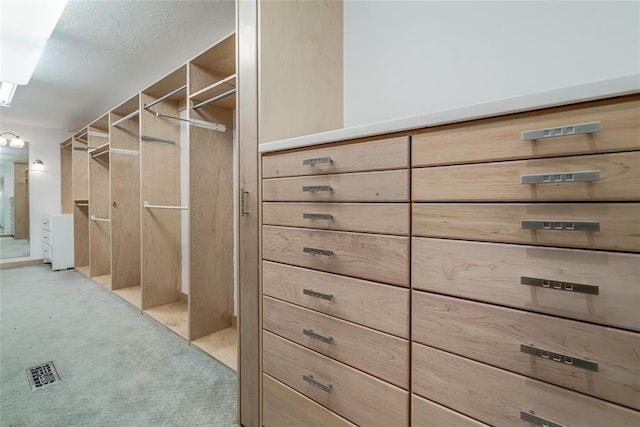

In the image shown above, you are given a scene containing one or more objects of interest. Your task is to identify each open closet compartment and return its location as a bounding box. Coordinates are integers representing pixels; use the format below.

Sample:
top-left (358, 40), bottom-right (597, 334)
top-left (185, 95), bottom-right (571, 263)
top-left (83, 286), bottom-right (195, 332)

top-left (110, 95), bottom-right (142, 308)
top-left (140, 65), bottom-right (189, 339)
top-left (60, 137), bottom-right (73, 214)
top-left (187, 32), bottom-right (237, 370)
top-left (72, 128), bottom-right (90, 276)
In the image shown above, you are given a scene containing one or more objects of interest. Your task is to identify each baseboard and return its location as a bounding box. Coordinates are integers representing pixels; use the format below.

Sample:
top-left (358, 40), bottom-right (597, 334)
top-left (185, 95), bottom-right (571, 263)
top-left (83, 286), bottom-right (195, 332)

top-left (0, 259), bottom-right (44, 269)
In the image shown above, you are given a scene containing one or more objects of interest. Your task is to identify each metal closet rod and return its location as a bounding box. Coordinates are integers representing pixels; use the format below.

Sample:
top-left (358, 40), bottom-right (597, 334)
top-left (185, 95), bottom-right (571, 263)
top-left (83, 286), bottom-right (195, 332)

top-left (152, 112), bottom-right (226, 132)
top-left (75, 203), bottom-right (89, 207)
top-left (140, 135), bottom-right (174, 145)
top-left (192, 88), bottom-right (236, 110)
top-left (143, 201), bottom-right (188, 210)
top-left (73, 146), bottom-right (89, 151)
top-left (112, 110), bottom-right (140, 127)
top-left (74, 131), bottom-right (88, 139)
top-left (90, 215), bottom-right (111, 222)
top-left (143, 85), bottom-right (187, 110)
top-left (91, 149), bottom-right (110, 158)
top-left (88, 131), bottom-right (109, 138)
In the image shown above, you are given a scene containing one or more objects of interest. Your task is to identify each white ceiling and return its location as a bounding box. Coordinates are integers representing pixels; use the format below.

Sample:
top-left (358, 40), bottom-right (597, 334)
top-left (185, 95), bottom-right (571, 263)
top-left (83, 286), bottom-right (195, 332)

top-left (0, 0), bottom-right (235, 147)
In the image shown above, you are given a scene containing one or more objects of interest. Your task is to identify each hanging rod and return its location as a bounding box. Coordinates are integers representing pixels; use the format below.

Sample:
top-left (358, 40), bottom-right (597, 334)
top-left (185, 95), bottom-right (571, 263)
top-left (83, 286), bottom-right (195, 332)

top-left (141, 135), bottom-right (175, 145)
top-left (75, 203), bottom-right (89, 207)
top-left (144, 85), bottom-right (187, 110)
top-left (73, 146), bottom-right (89, 151)
top-left (88, 131), bottom-right (109, 138)
top-left (91, 215), bottom-right (111, 222)
top-left (112, 110), bottom-right (140, 127)
top-left (152, 112), bottom-right (226, 132)
top-left (109, 148), bottom-right (139, 156)
top-left (74, 130), bottom-right (88, 140)
top-left (144, 201), bottom-right (188, 210)
top-left (91, 149), bottom-right (110, 158)
top-left (192, 88), bottom-right (236, 110)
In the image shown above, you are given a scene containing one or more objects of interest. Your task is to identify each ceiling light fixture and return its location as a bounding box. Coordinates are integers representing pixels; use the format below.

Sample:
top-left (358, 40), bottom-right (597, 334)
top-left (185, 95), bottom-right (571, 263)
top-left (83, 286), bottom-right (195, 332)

top-left (0, 82), bottom-right (17, 107)
top-left (0, 132), bottom-right (25, 148)
top-left (31, 160), bottom-right (45, 172)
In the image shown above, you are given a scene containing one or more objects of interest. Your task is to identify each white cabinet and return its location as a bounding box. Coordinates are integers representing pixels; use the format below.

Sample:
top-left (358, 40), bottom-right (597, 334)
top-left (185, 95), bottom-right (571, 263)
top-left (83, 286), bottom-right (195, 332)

top-left (41, 214), bottom-right (74, 270)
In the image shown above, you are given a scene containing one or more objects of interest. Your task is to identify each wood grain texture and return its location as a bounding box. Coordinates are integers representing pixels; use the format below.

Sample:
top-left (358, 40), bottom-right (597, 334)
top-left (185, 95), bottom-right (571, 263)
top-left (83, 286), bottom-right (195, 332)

top-left (262, 136), bottom-right (409, 178)
top-left (263, 226), bottom-right (409, 286)
top-left (73, 204), bottom-right (90, 267)
top-left (412, 343), bottom-right (640, 427)
top-left (144, 300), bottom-right (188, 340)
top-left (412, 95), bottom-right (640, 167)
top-left (263, 331), bottom-right (409, 427)
top-left (263, 202), bottom-right (409, 235)
top-left (189, 33), bottom-right (236, 95)
top-left (60, 145), bottom-right (73, 214)
top-left (263, 374), bottom-right (356, 427)
top-left (72, 139), bottom-right (89, 201)
top-left (263, 169), bottom-right (409, 202)
top-left (413, 292), bottom-right (640, 409)
top-left (263, 261), bottom-right (409, 338)
top-left (113, 285), bottom-right (142, 310)
top-left (412, 238), bottom-right (640, 331)
top-left (412, 203), bottom-right (640, 252)
top-left (412, 394), bottom-right (489, 427)
top-left (191, 327), bottom-right (237, 371)
top-left (89, 153), bottom-right (111, 278)
top-left (413, 151), bottom-right (640, 202)
top-left (263, 296), bottom-right (409, 388)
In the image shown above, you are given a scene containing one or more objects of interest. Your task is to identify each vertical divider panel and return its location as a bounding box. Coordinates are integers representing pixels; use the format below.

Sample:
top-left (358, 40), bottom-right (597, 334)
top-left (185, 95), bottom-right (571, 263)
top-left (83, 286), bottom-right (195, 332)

top-left (74, 202), bottom-right (90, 268)
top-left (61, 141), bottom-right (73, 214)
top-left (88, 127), bottom-right (111, 278)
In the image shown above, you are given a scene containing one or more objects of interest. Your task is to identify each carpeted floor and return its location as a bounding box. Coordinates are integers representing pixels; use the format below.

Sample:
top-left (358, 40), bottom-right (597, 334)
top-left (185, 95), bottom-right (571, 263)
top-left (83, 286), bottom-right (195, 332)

top-left (0, 237), bottom-right (30, 259)
top-left (0, 265), bottom-right (237, 426)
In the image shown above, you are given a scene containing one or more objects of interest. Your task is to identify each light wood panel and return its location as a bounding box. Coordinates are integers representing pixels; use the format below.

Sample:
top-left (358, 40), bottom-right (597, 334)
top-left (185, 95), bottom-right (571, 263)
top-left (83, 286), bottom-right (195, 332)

top-left (413, 292), bottom-right (640, 409)
top-left (89, 152), bottom-right (110, 278)
top-left (0, 259), bottom-right (43, 270)
top-left (259, 0), bottom-right (343, 143)
top-left (93, 274), bottom-right (112, 290)
top-left (263, 374), bottom-right (356, 427)
top-left (412, 95), bottom-right (640, 166)
top-left (413, 151), bottom-right (640, 201)
top-left (412, 203), bottom-right (640, 252)
top-left (113, 286), bottom-right (142, 309)
top-left (262, 169), bottom-right (409, 202)
top-left (73, 204), bottom-right (89, 267)
top-left (412, 394), bottom-right (489, 427)
top-left (61, 144), bottom-right (73, 213)
top-left (75, 265), bottom-right (90, 277)
top-left (144, 300), bottom-right (188, 339)
top-left (412, 343), bottom-right (640, 427)
top-left (262, 202), bottom-right (410, 235)
top-left (189, 33), bottom-right (236, 95)
top-left (263, 296), bottom-right (409, 388)
top-left (412, 238), bottom-right (640, 331)
top-left (12, 163), bottom-right (29, 240)
top-left (72, 139), bottom-right (89, 200)
top-left (262, 136), bottom-right (409, 178)
top-left (191, 327), bottom-right (237, 371)
top-left (263, 331), bottom-right (409, 427)
top-left (263, 226), bottom-right (410, 286)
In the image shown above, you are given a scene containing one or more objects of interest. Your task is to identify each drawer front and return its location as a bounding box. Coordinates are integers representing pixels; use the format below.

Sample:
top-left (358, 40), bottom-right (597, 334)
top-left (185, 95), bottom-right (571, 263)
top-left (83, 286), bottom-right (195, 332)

top-left (263, 226), bottom-right (409, 286)
top-left (41, 243), bottom-right (52, 262)
top-left (263, 136), bottom-right (409, 178)
top-left (41, 216), bottom-right (51, 231)
top-left (263, 296), bottom-right (409, 389)
top-left (263, 262), bottom-right (409, 338)
top-left (413, 95), bottom-right (640, 166)
top-left (413, 292), bottom-right (640, 409)
top-left (413, 343), bottom-right (640, 427)
top-left (413, 151), bottom-right (640, 202)
top-left (412, 203), bottom-right (640, 251)
top-left (42, 230), bottom-right (52, 246)
top-left (263, 374), bottom-right (356, 427)
top-left (263, 169), bottom-right (409, 202)
top-left (263, 202), bottom-right (409, 235)
top-left (412, 394), bottom-right (489, 427)
top-left (263, 331), bottom-right (409, 427)
top-left (412, 238), bottom-right (640, 331)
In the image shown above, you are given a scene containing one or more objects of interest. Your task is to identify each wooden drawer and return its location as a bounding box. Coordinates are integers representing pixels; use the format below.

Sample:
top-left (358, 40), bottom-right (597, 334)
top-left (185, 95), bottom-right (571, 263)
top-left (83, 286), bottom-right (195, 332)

top-left (263, 226), bottom-right (409, 286)
top-left (413, 95), bottom-right (640, 167)
top-left (263, 202), bottom-right (409, 235)
top-left (413, 151), bottom-right (640, 202)
top-left (263, 169), bottom-right (409, 202)
top-left (413, 292), bottom-right (640, 410)
top-left (413, 343), bottom-right (640, 427)
top-left (412, 238), bottom-right (640, 331)
top-left (263, 262), bottom-right (409, 338)
top-left (412, 394), bottom-right (489, 427)
top-left (263, 374), bottom-right (356, 427)
top-left (263, 136), bottom-right (409, 178)
top-left (263, 296), bottom-right (409, 389)
top-left (412, 203), bottom-right (640, 251)
top-left (263, 331), bottom-right (409, 427)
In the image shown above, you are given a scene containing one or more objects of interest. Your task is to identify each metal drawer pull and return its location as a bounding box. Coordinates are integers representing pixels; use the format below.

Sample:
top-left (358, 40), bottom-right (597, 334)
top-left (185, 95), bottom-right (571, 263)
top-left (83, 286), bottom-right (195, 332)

top-left (303, 289), bottom-right (333, 300)
top-left (303, 329), bottom-right (333, 344)
top-left (521, 220), bottom-right (600, 232)
top-left (303, 213), bottom-right (333, 220)
top-left (521, 276), bottom-right (599, 295)
top-left (303, 374), bottom-right (333, 393)
top-left (303, 156), bottom-right (332, 165)
top-left (302, 185), bottom-right (332, 192)
top-left (521, 121), bottom-right (601, 141)
top-left (521, 170), bottom-right (600, 184)
top-left (520, 344), bottom-right (598, 372)
top-left (303, 247), bottom-right (333, 256)
top-left (520, 411), bottom-right (565, 427)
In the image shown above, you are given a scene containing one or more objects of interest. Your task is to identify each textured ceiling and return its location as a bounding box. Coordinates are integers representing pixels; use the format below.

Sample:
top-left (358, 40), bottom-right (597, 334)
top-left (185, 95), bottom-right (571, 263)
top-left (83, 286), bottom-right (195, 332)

top-left (0, 0), bottom-right (235, 146)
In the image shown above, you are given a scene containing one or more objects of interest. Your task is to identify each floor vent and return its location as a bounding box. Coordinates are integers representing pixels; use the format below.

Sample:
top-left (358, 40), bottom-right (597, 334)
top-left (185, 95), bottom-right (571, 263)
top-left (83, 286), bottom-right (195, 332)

top-left (26, 361), bottom-right (60, 390)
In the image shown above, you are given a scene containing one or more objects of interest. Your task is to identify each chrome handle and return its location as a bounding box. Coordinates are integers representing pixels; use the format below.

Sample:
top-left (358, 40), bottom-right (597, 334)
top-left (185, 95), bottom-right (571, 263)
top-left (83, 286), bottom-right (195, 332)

top-left (302, 185), bottom-right (332, 192)
top-left (303, 247), bottom-right (333, 256)
top-left (521, 276), bottom-right (599, 295)
top-left (520, 411), bottom-right (565, 427)
top-left (521, 121), bottom-right (601, 141)
top-left (303, 289), bottom-right (333, 300)
top-left (303, 374), bottom-right (332, 393)
top-left (303, 156), bottom-right (332, 166)
top-left (520, 344), bottom-right (598, 372)
top-left (303, 213), bottom-right (333, 220)
top-left (303, 329), bottom-right (333, 344)
top-left (521, 170), bottom-right (600, 184)
top-left (521, 220), bottom-right (600, 232)
top-left (241, 188), bottom-right (250, 216)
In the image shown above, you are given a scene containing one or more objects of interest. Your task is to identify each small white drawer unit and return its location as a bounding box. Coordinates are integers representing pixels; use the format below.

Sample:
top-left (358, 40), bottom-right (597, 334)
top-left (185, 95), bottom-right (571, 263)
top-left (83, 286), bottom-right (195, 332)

top-left (41, 214), bottom-right (74, 270)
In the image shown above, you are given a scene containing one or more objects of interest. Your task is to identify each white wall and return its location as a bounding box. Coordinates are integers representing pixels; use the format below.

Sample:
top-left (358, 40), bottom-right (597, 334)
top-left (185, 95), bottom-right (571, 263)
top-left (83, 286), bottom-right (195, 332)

top-left (344, 1), bottom-right (640, 126)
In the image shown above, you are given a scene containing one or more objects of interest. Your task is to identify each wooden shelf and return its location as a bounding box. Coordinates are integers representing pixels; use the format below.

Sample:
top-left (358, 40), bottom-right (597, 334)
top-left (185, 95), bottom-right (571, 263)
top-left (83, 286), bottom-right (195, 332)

top-left (93, 274), bottom-right (112, 290)
top-left (112, 94), bottom-right (140, 117)
top-left (145, 300), bottom-right (188, 339)
top-left (192, 327), bottom-right (237, 371)
top-left (114, 286), bottom-right (142, 309)
top-left (76, 265), bottom-right (91, 277)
